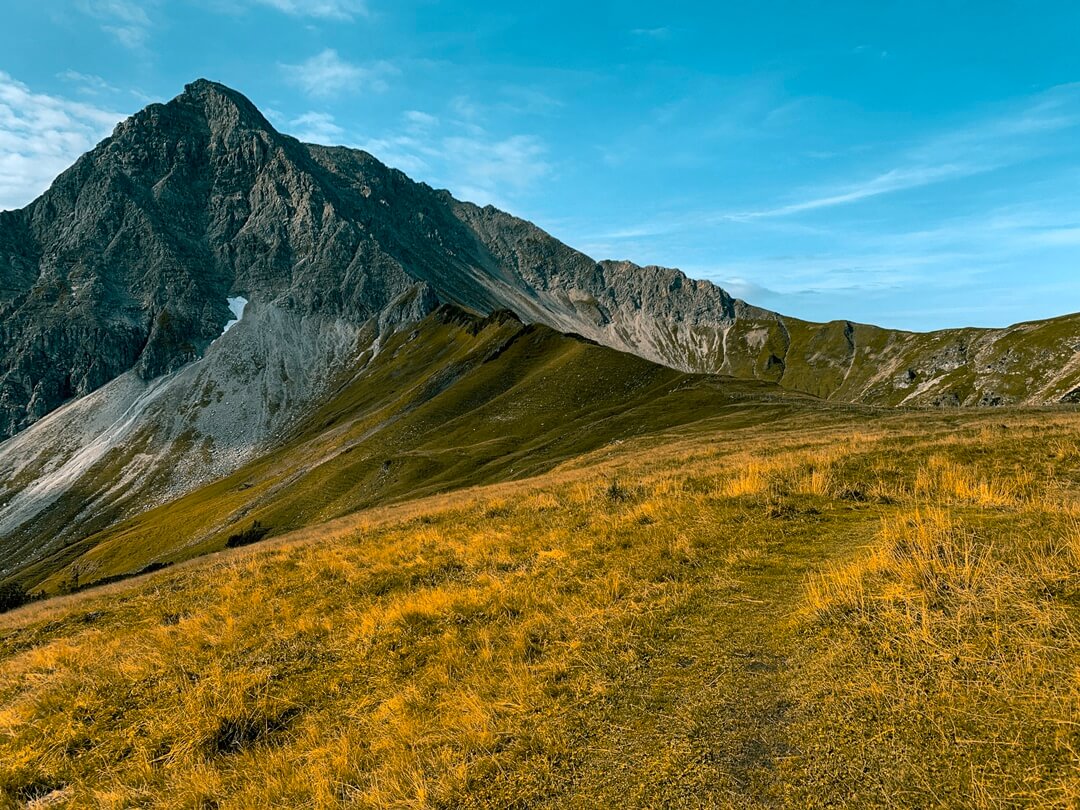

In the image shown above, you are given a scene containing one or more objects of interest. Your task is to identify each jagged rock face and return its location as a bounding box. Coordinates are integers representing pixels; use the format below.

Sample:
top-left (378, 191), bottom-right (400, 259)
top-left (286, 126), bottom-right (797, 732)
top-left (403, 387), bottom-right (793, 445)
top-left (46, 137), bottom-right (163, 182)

top-left (2, 78), bottom-right (1080, 443)
top-left (0, 81), bottom-right (434, 437)
top-left (447, 202), bottom-right (768, 371)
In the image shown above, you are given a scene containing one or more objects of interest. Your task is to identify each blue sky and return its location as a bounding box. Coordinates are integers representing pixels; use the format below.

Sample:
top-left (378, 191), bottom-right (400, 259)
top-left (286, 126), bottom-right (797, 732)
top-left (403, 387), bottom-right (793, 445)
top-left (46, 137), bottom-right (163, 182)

top-left (2, 1), bottom-right (1080, 330)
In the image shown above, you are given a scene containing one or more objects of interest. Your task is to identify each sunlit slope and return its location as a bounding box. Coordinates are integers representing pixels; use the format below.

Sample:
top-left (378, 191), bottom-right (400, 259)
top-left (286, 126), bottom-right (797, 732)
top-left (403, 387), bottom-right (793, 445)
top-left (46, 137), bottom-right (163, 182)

top-left (12, 306), bottom-right (812, 594)
top-left (715, 309), bottom-right (1080, 406)
top-left (2, 407), bottom-right (1079, 807)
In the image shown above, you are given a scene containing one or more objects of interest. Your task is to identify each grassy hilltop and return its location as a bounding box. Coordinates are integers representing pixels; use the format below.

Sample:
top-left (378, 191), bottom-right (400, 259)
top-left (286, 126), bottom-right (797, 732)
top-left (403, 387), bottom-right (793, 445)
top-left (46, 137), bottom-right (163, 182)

top-left (2, 405), bottom-right (1080, 808)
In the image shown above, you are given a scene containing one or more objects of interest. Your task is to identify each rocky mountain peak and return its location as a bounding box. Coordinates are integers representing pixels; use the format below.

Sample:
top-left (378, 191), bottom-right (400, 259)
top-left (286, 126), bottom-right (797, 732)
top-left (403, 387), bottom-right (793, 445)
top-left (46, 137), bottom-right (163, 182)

top-left (178, 78), bottom-right (278, 139)
top-left (97, 77), bottom-right (280, 179)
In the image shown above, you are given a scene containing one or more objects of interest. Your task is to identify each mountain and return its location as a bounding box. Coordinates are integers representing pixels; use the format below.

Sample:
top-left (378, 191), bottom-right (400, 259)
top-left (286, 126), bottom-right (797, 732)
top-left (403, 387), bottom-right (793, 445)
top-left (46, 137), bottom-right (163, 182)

top-left (1, 78), bottom-right (1079, 588)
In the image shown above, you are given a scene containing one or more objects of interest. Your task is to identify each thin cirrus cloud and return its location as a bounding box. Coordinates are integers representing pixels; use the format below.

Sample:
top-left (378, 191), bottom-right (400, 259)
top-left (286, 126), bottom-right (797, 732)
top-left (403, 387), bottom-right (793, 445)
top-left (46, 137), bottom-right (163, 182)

top-left (288, 111), bottom-right (345, 143)
top-left (733, 162), bottom-right (981, 220)
top-left (248, 0), bottom-right (368, 19)
top-left (281, 109), bottom-right (550, 209)
top-left (57, 70), bottom-right (123, 96)
top-left (76, 0), bottom-right (154, 50)
top-left (440, 134), bottom-right (549, 206)
top-left (568, 82), bottom-right (1080, 329)
top-left (591, 82), bottom-right (1080, 242)
top-left (752, 83), bottom-right (1080, 220)
top-left (280, 49), bottom-right (397, 98)
top-left (0, 72), bottom-right (126, 210)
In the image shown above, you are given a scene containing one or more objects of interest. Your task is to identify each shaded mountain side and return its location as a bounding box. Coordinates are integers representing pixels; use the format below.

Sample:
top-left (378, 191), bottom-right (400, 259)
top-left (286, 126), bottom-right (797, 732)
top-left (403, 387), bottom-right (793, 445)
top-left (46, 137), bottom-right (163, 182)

top-left (0, 81), bottom-right (444, 437)
top-left (6, 306), bottom-right (815, 594)
top-left (0, 287), bottom-right (434, 576)
top-left (1, 79), bottom-right (1079, 445)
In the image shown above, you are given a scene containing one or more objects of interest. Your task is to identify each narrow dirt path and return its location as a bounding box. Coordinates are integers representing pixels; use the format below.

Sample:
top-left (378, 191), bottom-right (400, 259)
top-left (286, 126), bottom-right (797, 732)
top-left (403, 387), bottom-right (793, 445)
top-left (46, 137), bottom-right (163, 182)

top-left (546, 508), bottom-right (882, 809)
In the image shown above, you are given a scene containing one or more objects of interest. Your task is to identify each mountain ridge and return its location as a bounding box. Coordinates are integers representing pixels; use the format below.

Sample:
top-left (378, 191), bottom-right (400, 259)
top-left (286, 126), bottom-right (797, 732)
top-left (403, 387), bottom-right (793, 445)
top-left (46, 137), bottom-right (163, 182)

top-left (4, 303), bottom-right (808, 593)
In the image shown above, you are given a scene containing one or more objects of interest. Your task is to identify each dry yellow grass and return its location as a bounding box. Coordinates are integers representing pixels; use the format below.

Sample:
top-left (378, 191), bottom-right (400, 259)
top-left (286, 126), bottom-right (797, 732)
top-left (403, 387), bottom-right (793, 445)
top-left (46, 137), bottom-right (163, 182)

top-left (800, 488), bottom-right (1080, 806)
top-left (1, 409), bottom-right (1080, 807)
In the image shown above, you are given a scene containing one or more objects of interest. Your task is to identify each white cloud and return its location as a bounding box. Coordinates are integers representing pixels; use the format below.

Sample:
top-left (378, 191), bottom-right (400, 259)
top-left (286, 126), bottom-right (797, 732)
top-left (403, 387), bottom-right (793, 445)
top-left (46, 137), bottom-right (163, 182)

top-left (448, 95), bottom-right (481, 122)
top-left (360, 128), bottom-right (550, 208)
top-left (403, 110), bottom-right (438, 132)
top-left (743, 83), bottom-right (1080, 220)
top-left (289, 111), bottom-right (345, 143)
top-left (278, 105), bottom-right (550, 208)
top-left (250, 0), bottom-right (367, 19)
top-left (0, 73), bottom-right (126, 210)
top-left (76, 0), bottom-right (154, 50)
top-left (440, 135), bottom-right (549, 206)
top-left (593, 82), bottom-right (1080, 240)
top-left (281, 49), bottom-right (396, 98)
top-left (736, 163), bottom-right (979, 219)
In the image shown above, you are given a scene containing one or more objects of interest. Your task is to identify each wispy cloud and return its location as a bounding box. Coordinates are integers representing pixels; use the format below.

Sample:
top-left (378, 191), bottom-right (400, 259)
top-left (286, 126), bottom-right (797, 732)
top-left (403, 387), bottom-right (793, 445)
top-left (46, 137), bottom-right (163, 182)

top-left (288, 111), bottom-right (344, 143)
top-left (737, 87), bottom-right (1080, 221)
top-left (735, 162), bottom-right (979, 219)
top-left (403, 110), bottom-right (438, 132)
top-left (879, 198), bottom-right (1080, 256)
top-left (249, 0), bottom-right (368, 19)
top-left (676, 191), bottom-right (1080, 329)
top-left (56, 70), bottom-right (122, 96)
top-left (568, 83), bottom-right (1080, 329)
top-left (281, 49), bottom-right (396, 98)
top-left (76, 0), bottom-right (154, 50)
top-left (281, 108), bottom-right (550, 208)
top-left (0, 73), bottom-right (126, 210)
top-left (591, 82), bottom-right (1080, 240)
top-left (440, 134), bottom-right (549, 206)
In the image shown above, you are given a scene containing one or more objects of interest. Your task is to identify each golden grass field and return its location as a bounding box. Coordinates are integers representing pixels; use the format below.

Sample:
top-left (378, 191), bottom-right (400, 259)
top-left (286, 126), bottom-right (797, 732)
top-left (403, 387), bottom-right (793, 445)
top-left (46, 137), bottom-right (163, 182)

top-left (2, 407), bottom-right (1080, 808)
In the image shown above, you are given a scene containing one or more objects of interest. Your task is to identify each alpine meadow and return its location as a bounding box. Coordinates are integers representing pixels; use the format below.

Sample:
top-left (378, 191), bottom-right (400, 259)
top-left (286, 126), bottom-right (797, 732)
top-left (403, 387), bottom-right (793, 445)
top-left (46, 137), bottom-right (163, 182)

top-left (3, 4), bottom-right (1080, 808)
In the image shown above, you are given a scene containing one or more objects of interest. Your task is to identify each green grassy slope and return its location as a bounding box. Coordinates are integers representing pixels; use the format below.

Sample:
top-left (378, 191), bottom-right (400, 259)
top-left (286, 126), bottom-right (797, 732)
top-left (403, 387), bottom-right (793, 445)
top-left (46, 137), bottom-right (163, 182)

top-left (11, 306), bottom-right (815, 594)
top-left (727, 310), bottom-right (1080, 407)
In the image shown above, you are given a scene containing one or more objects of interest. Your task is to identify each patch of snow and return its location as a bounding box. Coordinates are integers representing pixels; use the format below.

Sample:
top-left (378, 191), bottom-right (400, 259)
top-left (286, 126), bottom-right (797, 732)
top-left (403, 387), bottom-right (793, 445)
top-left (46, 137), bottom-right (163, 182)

top-left (222, 296), bottom-right (248, 334)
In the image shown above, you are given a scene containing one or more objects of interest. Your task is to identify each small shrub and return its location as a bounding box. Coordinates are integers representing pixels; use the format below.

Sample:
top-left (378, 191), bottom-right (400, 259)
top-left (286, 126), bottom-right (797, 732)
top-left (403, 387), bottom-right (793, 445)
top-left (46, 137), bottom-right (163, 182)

top-left (605, 478), bottom-right (632, 504)
top-left (208, 708), bottom-right (300, 755)
top-left (0, 581), bottom-right (32, 613)
top-left (225, 521), bottom-right (272, 548)
top-left (837, 486), bottom-right (868, 502)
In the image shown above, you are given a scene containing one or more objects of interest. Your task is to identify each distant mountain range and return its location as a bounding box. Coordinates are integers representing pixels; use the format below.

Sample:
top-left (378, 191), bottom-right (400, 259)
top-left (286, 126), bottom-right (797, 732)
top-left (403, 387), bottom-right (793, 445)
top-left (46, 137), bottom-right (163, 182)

top-left (2, 79), bottom-right (1078, 590)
